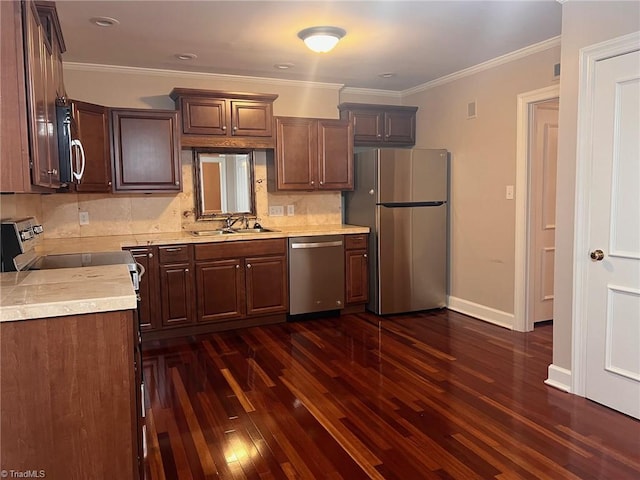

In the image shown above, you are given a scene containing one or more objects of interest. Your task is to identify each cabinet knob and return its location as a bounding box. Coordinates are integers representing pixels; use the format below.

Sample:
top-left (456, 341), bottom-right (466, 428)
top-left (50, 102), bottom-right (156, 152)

top-left (222, 125), bottom-right (227, 131)
top-left (246, 263), bottom-right (252, 269)
top-left (320, 181), bottom-right (324, 185)
top-left (185, 268), bottom-right (189, 272)
top-left (232, 126), bottom-right (238, 132)
top-left (148, 253), bottom-right (153, 258)
top-left (108, 181), bottom-right (112, 186)
top-left (377, 134), bottom-right (382, 138)
top-left (175, 181), bottom-right (180, 186)
top-left (311, 180), bottom-right (315, 185)
top-left (236, 264), bottom-right (240, 269)
top-left (363, 253), bottom-right (367, 258)
top-left (47, 169), bottom-right (58, 175)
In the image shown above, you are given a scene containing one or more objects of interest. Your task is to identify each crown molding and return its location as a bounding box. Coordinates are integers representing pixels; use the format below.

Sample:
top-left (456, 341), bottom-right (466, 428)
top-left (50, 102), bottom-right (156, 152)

top-left (401, 35), bottom-right (562, 96)
top-left (62, 62), bottom-right (345, 91)
top-left (339, 86), bottom-right (403, 99)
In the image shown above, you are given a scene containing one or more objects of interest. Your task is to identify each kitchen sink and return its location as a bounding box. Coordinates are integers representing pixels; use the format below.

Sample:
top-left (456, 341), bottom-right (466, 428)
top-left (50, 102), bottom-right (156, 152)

top-left (232, 228), bottom-right (276, 234)
top-left (190, 230), bottom-right (236, 236)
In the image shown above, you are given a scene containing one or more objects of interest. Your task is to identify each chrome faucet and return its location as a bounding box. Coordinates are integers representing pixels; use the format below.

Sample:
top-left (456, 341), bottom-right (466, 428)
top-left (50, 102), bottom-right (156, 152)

top-left (224, 215), bottom-right (248, 230)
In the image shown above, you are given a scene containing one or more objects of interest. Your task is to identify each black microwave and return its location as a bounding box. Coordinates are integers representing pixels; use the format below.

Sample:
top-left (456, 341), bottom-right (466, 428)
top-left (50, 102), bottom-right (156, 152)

top-left (55, 104), bottom-right (85, 184)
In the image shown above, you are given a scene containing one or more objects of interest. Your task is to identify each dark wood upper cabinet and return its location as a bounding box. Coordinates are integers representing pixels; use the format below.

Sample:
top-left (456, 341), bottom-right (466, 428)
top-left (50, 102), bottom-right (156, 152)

top-left (170, 88), bottom-right (278, 149)
top-left (70, 100), bottom-right (112, 192)
top-left (111, 108), bottom-right (181, 193)
top-left (269, 116), bottom-right (353, 191)
top-left (338, 103), bottom-right (418, 147)
top-left (23, 1), bottom-right (63, 188)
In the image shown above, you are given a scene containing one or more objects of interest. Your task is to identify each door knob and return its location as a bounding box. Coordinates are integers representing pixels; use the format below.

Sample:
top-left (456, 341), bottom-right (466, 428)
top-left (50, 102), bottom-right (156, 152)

top-left (590, 249), bottom-right (605, 261)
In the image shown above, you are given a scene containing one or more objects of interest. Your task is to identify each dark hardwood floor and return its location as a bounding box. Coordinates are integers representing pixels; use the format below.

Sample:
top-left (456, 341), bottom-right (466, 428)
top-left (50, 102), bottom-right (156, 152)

top-left (142, 310), bottom-right (640, 480)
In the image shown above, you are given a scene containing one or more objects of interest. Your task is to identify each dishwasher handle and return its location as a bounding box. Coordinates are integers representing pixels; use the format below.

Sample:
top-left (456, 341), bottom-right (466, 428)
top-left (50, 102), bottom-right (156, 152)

top-left (290, 240), bottom-right (343, 249)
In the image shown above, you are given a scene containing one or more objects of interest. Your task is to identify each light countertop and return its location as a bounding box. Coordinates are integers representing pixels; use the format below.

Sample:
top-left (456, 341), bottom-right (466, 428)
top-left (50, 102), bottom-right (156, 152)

top-left (0, 224), bottom-right (368, 322)
top-left (35, 224), bottom-right (370, 254)
top-left (0, 265), bottom-right (137, 322)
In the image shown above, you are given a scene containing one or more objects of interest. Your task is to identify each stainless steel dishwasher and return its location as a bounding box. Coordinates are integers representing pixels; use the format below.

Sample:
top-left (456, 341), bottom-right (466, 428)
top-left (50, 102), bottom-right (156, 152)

top-left (288, 235), bottom-right (345, 315)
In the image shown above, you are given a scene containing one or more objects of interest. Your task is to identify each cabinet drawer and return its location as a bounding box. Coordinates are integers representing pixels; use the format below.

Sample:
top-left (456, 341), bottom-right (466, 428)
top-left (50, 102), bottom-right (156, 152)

top-left (158, 245), bottom-right (190, 264)
top-left (195, 239), bottom-right (286, 261)
top-left (345, 235), bottom-right (368, 250)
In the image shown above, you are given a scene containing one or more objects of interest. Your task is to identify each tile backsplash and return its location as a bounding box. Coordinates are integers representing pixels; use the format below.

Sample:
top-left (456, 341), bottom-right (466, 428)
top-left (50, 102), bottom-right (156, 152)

top-left (0, 151), bottom-right (343, 238)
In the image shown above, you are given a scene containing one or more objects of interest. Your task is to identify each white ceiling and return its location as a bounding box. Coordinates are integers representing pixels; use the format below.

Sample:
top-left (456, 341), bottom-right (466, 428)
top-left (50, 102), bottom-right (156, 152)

top-left (55, 1), bottom-right (562, 92)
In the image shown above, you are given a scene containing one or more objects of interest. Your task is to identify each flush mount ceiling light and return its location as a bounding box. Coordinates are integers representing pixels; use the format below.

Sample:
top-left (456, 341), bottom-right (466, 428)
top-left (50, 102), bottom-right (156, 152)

top-left (175, 53), bottom-right (198, 61)
top-left (378, 72), bottom-right (396, 78)
top-left (274, 63), bottom-right (295, 70)
top-left (89, 16), bottom-right (119, 27)
top-left (297, 26), bottom-right (346, 53)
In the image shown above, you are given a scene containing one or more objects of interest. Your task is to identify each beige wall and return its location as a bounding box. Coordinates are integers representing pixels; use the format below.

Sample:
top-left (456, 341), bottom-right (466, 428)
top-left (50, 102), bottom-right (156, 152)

top-left (553, 2), bottom-right (640, 370)
top-left (346, 47), bottom-right (559, 320)
top-left (3, 68), bottom-right (347, 238)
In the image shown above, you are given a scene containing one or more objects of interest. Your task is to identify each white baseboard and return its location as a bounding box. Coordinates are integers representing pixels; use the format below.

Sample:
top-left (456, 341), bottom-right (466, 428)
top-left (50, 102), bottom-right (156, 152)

top-left (447, 296), bottom-right (514, 329)
top-left (544, 364), bottom-right (572, 392)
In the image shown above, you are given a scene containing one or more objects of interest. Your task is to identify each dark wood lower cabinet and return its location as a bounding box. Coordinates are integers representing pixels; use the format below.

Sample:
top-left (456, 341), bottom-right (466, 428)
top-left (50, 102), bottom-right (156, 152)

top-left (245, 255), bottom-right (288, 316)
top-left (345, 234), bottom-right (369, 307)
top-left (0, 310), bottom-right (141, 479)
top-left (126, 246), bottom-right (159, 332)
top-left (196, 258), bottom-right (245, 323)
top-left (159, 263), bottom-right (194, 327)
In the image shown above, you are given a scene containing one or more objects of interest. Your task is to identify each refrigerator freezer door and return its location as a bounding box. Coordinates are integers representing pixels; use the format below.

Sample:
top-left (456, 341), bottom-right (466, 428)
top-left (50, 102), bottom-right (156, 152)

top-left (377, 148), bottom-right (448, 203)
top-left (376, 203), bottom-right (447, 314)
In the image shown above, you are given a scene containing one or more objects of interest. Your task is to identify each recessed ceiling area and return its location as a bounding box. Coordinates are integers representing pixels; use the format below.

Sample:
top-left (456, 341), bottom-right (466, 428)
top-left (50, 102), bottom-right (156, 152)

top-left (56, 1), bottom-right (562, 92)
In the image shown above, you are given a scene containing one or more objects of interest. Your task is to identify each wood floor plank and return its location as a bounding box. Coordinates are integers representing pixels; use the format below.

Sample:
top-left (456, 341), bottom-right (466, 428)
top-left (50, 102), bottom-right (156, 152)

top-left (143, 311), bottom-right (640, 479)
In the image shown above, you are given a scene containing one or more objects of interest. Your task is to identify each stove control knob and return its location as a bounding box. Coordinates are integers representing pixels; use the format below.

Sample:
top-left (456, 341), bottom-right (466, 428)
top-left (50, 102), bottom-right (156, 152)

top-left (33, 225), bottom-right (44, 234)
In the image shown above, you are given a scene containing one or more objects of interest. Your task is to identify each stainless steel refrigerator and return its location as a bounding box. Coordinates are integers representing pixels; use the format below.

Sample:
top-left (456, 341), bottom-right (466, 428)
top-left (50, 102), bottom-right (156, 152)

top-left (344, 148), bottom-right (448, 315)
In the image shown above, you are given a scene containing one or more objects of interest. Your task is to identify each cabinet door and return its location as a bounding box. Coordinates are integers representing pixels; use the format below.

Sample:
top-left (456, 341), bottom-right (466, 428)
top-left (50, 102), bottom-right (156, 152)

top-left (384, 110), bottom-right (416, 145)
top-left (127, 247), bottom-right (159, 332)
top-left (317, 119), bottom-right (353, 190)
top-left (159, 263), bottom-right (194, 327)
top-left (245, 255), bottom-right (288, 316)
top-left (275, 117), bottom-right (317, 190)
top-left (72, 100), bottom-right (111, 192)
top-left (111, 109), bottom-right (181, 192)
top-left (345, 249), bottom-right (369, 305)
top-left (180, 97), bottom-right (227, 136)
top-left (231, 101), bottom-right (273, 137)
top-left (195, 259), bottom-right (245, 323)
top-left (350, 110), bottom-right (383, 144)
top-left (24, 2), bottom-right (56, 187)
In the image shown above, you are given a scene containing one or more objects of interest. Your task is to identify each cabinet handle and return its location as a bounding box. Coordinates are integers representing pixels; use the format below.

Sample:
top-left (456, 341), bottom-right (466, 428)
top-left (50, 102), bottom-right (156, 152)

top-left (47, 169), bottom-right (58, 175)
top-left (164, 248), bottom-right (182, 252)
top-left (246, 263), bottom-right (252, 269)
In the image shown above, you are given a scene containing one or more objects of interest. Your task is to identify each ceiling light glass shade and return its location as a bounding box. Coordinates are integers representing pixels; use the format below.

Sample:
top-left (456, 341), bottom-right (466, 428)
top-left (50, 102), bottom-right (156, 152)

top-left (298, 26), bottom-right (346, 53)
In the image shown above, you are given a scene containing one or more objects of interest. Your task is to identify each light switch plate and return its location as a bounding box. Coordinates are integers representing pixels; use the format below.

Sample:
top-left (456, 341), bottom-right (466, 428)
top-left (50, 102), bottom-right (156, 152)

top-left (79, 211), bottom-right (90, 225)
top-left (505, 185), bottom-right (514, 200)
top-left (287, 205), bottom-right (295, 216)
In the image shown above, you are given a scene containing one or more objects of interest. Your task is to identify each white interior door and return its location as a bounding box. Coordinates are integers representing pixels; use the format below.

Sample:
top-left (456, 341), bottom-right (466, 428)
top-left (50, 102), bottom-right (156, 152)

top-left (530, 100), bottom-right (558, 323)
top-left (585, 49), bottom-right (640, 419)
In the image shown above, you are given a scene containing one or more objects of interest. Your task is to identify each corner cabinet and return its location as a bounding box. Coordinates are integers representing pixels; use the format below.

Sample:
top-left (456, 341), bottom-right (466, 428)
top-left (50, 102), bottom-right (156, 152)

top-left (338, 103), bottom-right (418, 147)
top-left (170, 88), bottom-right (278, 149)
top-left (111, 108), bottom-right (181, 192)
top-left (269, 116), bottom-right (353, 191)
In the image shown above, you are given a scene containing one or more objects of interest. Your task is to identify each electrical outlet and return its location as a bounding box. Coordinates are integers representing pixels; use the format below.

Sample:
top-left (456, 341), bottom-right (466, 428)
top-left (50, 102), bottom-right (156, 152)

top-left (287, 205), bottom-right (295, 216)
top-left (269, 206), bottom-right (284, 217)
top-left (79, 211), bottom-right (90, 225)
top-left (505, 185), bottom-right (514, 200)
